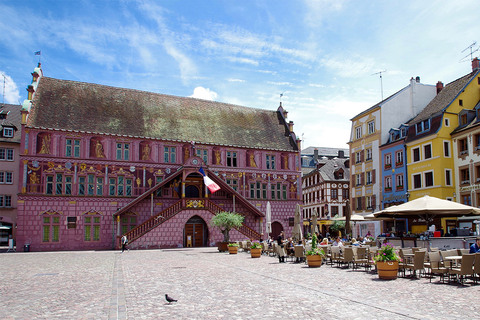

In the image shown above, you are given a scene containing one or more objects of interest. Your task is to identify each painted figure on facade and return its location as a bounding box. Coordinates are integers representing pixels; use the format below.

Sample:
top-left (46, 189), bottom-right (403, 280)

top-left (184, 147), bottom-right (190, 162)
top-left (142, 144), bottom-right (151, 160)
top-left (39, 134), bottom-right (51, 154)
top-left (172, 180), bottom-right (181, 198)
top-left (215, 150), bottom-right (221, 165)
top-left (29, 172), bottom-right (39, 192)
top-left (283, 154), bottom-right (289, 169)
top-left (249, 153), bottom-right (257, 167)
top-left (95, 140), bottom-right (105, 158)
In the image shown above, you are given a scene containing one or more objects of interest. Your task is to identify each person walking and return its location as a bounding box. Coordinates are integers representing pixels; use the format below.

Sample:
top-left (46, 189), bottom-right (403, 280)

top-left (276, 231), bottom-right (286, 263)
top-left (121, 235), bottom-right (128, 253)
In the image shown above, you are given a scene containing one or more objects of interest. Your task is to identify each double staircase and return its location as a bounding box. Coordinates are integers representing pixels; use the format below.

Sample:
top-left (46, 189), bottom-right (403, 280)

top-left (123, 198), bottom-right (262, 245)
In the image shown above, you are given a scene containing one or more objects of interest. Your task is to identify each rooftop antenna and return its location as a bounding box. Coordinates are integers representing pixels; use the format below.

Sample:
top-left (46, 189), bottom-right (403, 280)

top-left (460, 42), bottom-right (478, 63)
top-left (371, 70), bottom-right (386, 101)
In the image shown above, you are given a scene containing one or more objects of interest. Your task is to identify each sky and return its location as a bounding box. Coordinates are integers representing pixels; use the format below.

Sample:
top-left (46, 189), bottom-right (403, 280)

top-left (1, 0), bottom-right (479, 150)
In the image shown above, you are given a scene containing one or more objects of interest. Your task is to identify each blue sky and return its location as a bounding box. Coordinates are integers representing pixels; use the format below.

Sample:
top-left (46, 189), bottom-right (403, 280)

top-left (1, 0), bottom-right (479, 149)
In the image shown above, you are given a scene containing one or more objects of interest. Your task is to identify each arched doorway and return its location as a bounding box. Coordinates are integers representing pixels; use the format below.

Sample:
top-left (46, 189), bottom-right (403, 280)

top-left (184, 215), bottom-right (208, 247)
top-left (185, 185), bottom-right (200, 198)
top-left (271, 221), bottom-right (283, 239)
top-left (185, 173), bottom-right (203, 198)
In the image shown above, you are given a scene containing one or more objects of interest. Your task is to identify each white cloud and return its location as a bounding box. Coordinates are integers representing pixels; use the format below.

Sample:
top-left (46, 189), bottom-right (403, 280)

top-left (227, 78), bottom-right (245, 83)
top-left (320, 55), bottom-right (377, 78)
top-left (226, 57), bottom-right (259, 66)
top-left (190, 87), bottom-right (218, 101)
top-left (0, 72), bottom-right (20, 104)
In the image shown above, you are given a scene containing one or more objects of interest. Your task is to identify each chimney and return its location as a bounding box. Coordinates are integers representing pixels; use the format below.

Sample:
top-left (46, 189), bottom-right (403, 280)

top-left (436, 81), bottom-right (444, 94)
top-left (313, 148), bottom-right (319, 162)
top-left (283, 109), bottom-right (288, 119)
top-left (472, 57), bottom-right (479, 71)
top-left (338, 150), bottom-right (344, 158)
top-left (288, 121), bottom-right (294, 133)
top-left (296, 137), bottom-right (301, 150)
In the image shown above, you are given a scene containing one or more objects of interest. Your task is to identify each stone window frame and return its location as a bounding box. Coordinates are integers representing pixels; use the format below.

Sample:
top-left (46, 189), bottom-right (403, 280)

top-left (84, 215), bottom-right (101, 242)
top-left (42, 214), bottom-right (60, 243)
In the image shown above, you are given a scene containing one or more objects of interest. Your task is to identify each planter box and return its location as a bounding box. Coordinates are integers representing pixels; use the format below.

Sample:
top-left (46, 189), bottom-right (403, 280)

top-left (250, 248), bottom-right (262, 258)
top-left (228, 246), bottom-right (238, 254)
top-left (306, 255), bottom-right (322, 268)
top-left (377, 261), bottom-right (399, 280)
top-left (217, 242), bottom-right (229, 252)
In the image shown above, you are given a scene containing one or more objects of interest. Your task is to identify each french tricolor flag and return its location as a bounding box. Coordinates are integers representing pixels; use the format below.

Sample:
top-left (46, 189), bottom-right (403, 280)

top-left (199, 167), bottom-right (221, 193)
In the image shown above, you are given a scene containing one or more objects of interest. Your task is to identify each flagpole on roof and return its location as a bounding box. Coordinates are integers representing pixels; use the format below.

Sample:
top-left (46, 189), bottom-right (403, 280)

top-left (34, 50), bottom-right (41, 63)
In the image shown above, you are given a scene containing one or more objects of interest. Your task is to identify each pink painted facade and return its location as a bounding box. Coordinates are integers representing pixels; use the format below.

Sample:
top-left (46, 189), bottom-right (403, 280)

top-left (16, 66), bottom-right (302, 251)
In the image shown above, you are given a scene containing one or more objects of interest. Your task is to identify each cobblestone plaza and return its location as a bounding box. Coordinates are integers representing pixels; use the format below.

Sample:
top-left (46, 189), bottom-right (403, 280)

top-left (1, 248), bottom-right (478, 319)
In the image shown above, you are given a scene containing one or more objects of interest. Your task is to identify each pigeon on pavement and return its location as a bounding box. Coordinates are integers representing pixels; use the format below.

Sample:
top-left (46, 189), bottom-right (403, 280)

top-left (165, 294), bottom-right (177, 304)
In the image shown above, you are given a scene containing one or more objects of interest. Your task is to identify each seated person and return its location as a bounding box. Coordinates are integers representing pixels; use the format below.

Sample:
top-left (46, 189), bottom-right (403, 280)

top-left (351, 238), bottom-right (360, 246)
top-left (332, 236), bottom-right (343, 247)
top-left (470, 237), bottom-right (480, 253)
top-left (286, 237), bottom-right (295, 255)
top-left (320, 238), bottom-right (329, 245)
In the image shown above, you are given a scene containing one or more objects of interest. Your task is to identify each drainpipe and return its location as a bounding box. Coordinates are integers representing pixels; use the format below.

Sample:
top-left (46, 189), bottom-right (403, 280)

top-left (151, 193), bottom-right (154, 216)
top-left (112, 211), bottom-right (116, 249)
top-left (233, 195), bottom-right (236, 212)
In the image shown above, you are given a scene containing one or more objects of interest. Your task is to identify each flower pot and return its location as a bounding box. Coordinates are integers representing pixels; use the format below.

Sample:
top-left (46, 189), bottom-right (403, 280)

top-left (228, 246), bottom-right (238, 254)
top-left (306, 255), bottom-right (322, 268)
top-left (377, 261), bottom-right (399, 280)
top-left (250, 248), bottom-right (262, 258)
top-left (217, 242), bottom-right (229, 252)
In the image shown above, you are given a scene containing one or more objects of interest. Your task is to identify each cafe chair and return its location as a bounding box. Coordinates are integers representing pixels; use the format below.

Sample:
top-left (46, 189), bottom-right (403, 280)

top-left (449, 254), bottom-right (475, 285)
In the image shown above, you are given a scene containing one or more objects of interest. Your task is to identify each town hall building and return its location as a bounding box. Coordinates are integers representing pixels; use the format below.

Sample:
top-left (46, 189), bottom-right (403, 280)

top-left (16, 64), bottom-right (302, 251)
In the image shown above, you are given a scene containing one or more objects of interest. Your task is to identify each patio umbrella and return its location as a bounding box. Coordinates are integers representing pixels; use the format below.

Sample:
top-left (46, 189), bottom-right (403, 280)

top-left (292, 204), bottom-right (303, 242)
top-left (374, 195), bottom-right (480, 222)
top-left (333, 214), bottom-right (366, 222)
top-left (265, 201), bottom-right (272, 237)
top-left (311, 209), bottom-right (319, 235)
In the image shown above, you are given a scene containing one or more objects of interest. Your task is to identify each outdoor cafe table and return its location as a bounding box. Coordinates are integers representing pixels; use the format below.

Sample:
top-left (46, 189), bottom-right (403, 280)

top-left (444, 255), bottom-right (462, 268)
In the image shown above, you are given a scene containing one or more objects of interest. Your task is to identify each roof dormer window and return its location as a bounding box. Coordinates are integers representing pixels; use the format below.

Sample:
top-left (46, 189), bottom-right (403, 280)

top-left (416, 119), bottom-right (430, 135)
top-left (3, 127), bottom-right (13, 138)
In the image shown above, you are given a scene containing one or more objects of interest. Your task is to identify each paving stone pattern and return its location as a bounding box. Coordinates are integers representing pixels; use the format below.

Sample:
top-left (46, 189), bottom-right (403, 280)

top-left (0, 248), bottom-right (478, 319)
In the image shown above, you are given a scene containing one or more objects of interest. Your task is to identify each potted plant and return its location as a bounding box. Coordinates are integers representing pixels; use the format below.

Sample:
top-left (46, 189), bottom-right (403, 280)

top-left (250, 241), bottom-right (262, 258)
top-left (227, 242), bottom-right (239, 254)
top-left (373, 243), bottom-right (401, 280)
top-left (305, 234), bottom-right (325, 267)
top-left (211, 211), bottom-right (244, 252)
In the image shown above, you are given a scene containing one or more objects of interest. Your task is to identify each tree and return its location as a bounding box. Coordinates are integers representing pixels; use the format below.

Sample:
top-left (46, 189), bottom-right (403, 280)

top-left (330, 214), bottom-right (346, 237)
top-left (211, 211), bottom-right (244, 242)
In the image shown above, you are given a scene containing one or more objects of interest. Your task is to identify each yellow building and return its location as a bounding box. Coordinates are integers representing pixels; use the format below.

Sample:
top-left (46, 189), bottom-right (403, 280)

top-left (349, 77), bottom-right (436, 236)
top-left (405, 60), bottom-right (480, 204)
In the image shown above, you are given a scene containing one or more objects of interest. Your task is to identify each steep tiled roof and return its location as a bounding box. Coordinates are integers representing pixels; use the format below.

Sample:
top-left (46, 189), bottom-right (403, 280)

top-left (28, 77), bottom-right (297, 151)
top-left (0, 103), bottom-right (22, 143)
top-left (303, 158), bottom-right (350, 182)
top-left (317, 158), bottom-right (350, 181)
top-left (408, 71), bottom-right (479, 124)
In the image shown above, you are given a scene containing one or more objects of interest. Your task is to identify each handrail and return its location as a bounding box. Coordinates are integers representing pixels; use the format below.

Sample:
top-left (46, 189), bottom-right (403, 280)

top-left (204, 199), bottom-right (262, 240)
top-left (124, 199), bottom-right (183, 243)
top-left (123, 198), bottom-right (263, 245)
